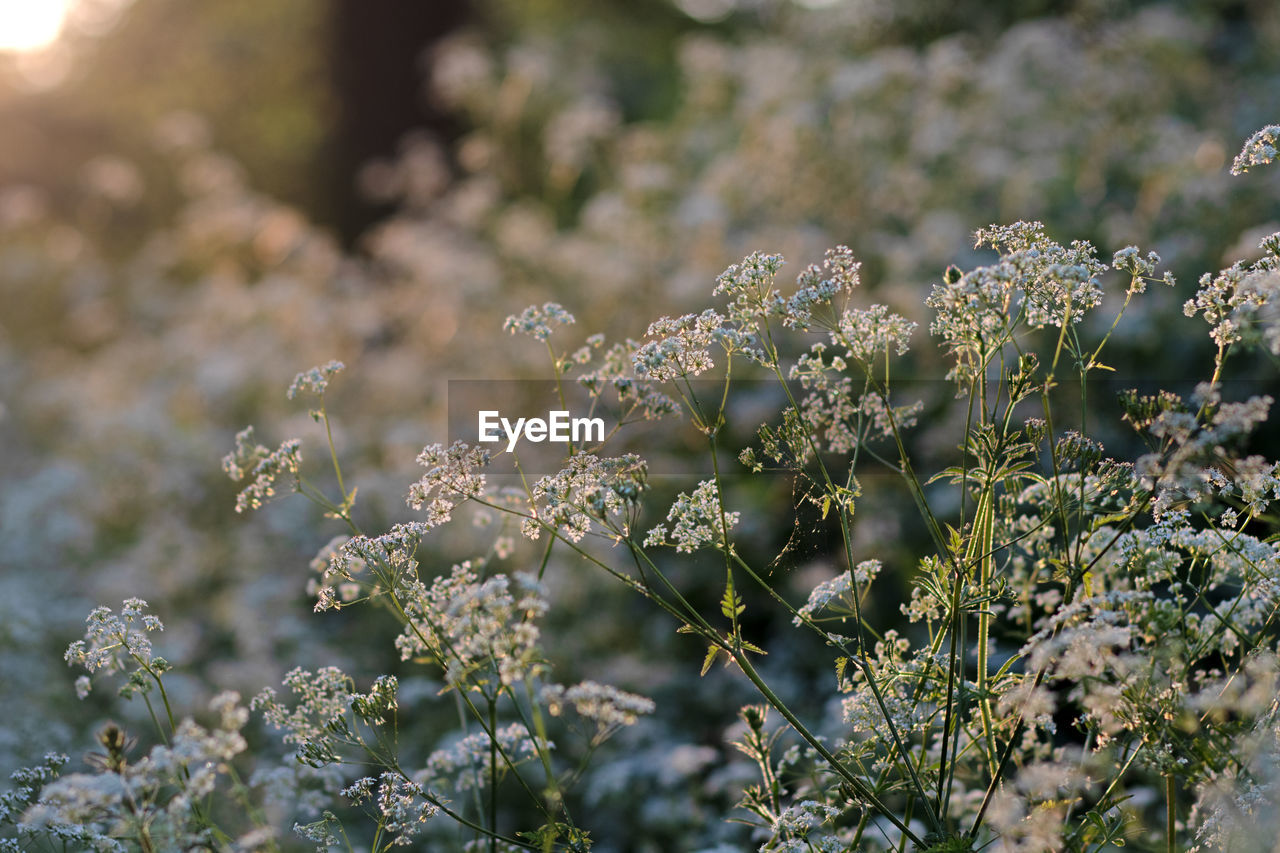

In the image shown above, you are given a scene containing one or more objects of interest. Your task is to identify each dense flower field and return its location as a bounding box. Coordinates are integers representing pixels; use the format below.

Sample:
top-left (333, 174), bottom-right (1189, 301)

top-left (3, 2), bottom-right (1280, 850)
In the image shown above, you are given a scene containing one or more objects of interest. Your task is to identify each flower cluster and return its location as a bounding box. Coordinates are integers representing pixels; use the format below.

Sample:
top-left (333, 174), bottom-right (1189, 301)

top-left (528, 453), bottom-right (648, 542)
top-left (64, 598), bottom-right (166, 698)
top-left (341, 772), bottom-right (439, 847)
top-left (788, 343), bottom-right (921, 455)
top-left (632, 309), bottom-right (727, 381)
top-left (310, 522), bottom-right (429, 611)
top-left (540, 681), bottom-right (656, 730)
top-left (710, 251), bottom-right (789, 347)
top-left (406, 441), bottom-right (491, 527)
top-left (503, 302), bottom-right (575, 340)
top-left (784, 246), bottom-right (861, 331)
top-left (789, 348), bottom-right (860, 455)
top-left (1131, 388), bottom-right (1278, 517)
top-left (974, 222), bottom-right (1109, 321)
top-left (20, 693), bottom-right (256, 851)
top-left (925, 221), bottom-right (1114, 383)
top-left (576, 339), bottom-right (680, 420)
top-left (713, 251), bottom-right (786, 303)
top-left (1183, 234), bottom-right (1280, 351)
top-left (644, 479), bottom-right (738, 553)
top-left (422, 723), bottom-right (544, 793)
top-left (833, 304), bottom-right (917, 363)
top-left (393, 564), bottom-right (548, 687)
top-left (307, 534), bottom-right (357, 611)
top-left (251, 666), bottom-right (359, 767)
top-left (1230, 124), bottom-right (1280, 174)
top-left (793, 560), bottom-right (882, 625)
top-left (221, 427), bottom-right (303, 513)
top-left (1111, 245), bottom-right (1173, 293)
top-left (286, 359), bottom-right (345, 399)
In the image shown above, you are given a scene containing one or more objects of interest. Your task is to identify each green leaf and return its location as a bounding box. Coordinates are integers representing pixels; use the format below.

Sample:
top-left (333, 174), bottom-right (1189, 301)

top-left (701, 645), bottom-right (722, 677)
top-left (929, 465), bottom-right (971, 486)
top-left (721, 582), bottom-right (745, 620)
top-left (945, 524), bottom-right (963, 555)
top-left (835, 656), bottom-right (849, 685)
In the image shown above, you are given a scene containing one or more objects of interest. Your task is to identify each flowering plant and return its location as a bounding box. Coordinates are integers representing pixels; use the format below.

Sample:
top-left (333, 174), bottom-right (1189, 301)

top-left (6, 124), bottom-right (1280, 853)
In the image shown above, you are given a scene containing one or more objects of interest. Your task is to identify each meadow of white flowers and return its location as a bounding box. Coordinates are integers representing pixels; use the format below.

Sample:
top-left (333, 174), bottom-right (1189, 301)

top-left (3, 2), bottom-right (1280, 850)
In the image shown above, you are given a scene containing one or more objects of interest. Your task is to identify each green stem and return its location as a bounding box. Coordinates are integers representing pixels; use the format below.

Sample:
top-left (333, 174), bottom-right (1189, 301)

top-left (321, 402), bottom-right (348, 504)
top-left (762, 354), bottom-right (942, 836)
top-left (489, 697), bottom-right (498, 853)
top-left (731, 651), bottom-right (924, 849)
top-left (967, 487), bottom-right (999, 779)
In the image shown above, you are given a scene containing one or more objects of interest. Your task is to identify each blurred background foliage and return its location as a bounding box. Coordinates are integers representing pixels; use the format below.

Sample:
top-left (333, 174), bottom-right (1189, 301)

top-left (1, 0), bottom-right (1279, 848)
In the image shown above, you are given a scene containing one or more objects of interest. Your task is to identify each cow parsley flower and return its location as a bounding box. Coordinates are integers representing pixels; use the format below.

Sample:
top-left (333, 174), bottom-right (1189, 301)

top-left (222, 428), bottom-right (302, 513)
top-left (530, 453), bottom-right (648, 542)
top-left (834, 304), bottom-right (916, 363)
top-left (794, 561), bottom-right (881, 626)
top-left (503, 302), bottom-right (575, 340)
top-left (423, 723), bottom-right (544, 792)
top-left (64, 599), bottom-right (165, 693)
top-left (785, 246), bottom-right (861, 331)
top-left (976, 221), bottom-right (1106, 328)
top-left (1111, 245), bottom-right (1171, 293)
top-left (21, 694), bottom-right (254, 850)
top-left (1184, 239), bottom-right (1280, 352)
top-left (1231, 125), bottom-right (1280, 174)
top-left (321, 522), bottom-right (427, 603)
top-left (540, 681), bottom-right (656, 730)
top-left (713, 251), bottom-right (785, 305)
top-left (644, 479), bottom-right (738, 553)
top-left (287, 360), bottom-right (345, 399)
top-left (577, 339), bottom-right (680, 420)
top-left (252, 666), bottom-right (358, 766)
top-left (394, 565), bottom-right (549, 687)
top-left (344, 773), bottom-right (438, 846)
top-left (929, 222), bottom-right (1107, 383)
top-left (633, 309), bottom-right (726, 381)
top-left (407, 441), bottom-right (490, 527)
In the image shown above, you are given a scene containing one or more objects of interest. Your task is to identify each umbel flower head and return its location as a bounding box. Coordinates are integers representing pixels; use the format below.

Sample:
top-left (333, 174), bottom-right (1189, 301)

top-left (221, 426), bottom-right (302, 513)
top-left (1231, 124), bottom-right (1280, 174)
top-left (503, 301), bottom-right (575, 340)
top-left (287, 359), bottom-right (345, 399)
top-left (644, 478), bottom-right (738, 553)
top-left (64, 598), bottom-right (166, 698)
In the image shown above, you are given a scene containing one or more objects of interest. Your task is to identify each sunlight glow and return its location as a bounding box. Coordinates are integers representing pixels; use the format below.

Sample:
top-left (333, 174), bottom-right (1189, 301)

top-left (0, 0), bottom-right (74, 52)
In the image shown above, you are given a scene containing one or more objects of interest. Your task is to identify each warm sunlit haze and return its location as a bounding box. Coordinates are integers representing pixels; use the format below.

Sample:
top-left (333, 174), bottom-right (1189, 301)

top-left (0, 0), bottom-right (73, 52)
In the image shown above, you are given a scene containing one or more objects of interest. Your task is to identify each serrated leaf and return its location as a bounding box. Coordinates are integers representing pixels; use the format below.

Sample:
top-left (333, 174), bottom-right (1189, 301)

top-left (721, 582), bottom-right (745, 620)
top-left (928, 466), bottom-right (970, 485)
top-left (701, 645), bottom-right (721, 677)
top-left (945, 524), bottom-right (963, 553)
top-left (1089, 511), bottom-right (1133, 529)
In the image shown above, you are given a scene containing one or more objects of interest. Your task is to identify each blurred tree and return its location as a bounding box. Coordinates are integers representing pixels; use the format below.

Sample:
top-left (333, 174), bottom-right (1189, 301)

top-left (328, 0), bottom-right (470, 243)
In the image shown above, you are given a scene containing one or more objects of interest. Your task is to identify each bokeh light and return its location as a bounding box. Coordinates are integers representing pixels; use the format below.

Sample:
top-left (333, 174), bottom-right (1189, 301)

top-left (0, 0), bottom-right (73, 52)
